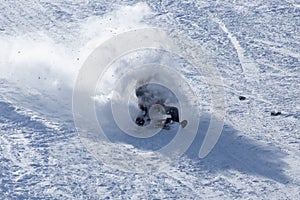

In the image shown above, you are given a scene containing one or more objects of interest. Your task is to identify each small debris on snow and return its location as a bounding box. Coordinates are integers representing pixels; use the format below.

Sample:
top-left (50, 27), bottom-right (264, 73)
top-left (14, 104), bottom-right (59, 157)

top-left (239, 96), bottom-right (246, 101)
top-left (271, 111), bottom-right (282, 116)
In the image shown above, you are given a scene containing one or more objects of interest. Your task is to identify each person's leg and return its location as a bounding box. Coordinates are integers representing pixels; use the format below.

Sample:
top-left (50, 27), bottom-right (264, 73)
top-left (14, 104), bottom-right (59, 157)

top-left (165, 106), bottom-right (179, 123)
top-left (135, 103), bottom-right (150, 126)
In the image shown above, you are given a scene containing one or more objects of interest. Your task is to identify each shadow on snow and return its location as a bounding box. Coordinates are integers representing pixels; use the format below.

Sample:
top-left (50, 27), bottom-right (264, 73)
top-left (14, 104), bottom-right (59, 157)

top-left (104, 110), bottom-right (289, 184)
top-left (185, 113), bottom-right (289, 184)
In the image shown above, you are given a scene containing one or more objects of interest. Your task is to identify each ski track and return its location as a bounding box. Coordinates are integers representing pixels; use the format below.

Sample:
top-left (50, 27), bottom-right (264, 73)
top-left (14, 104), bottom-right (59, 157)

top-left (1, 0), bottom-right (300, 199)
top-left (212, 17), bottom-right (260, 85)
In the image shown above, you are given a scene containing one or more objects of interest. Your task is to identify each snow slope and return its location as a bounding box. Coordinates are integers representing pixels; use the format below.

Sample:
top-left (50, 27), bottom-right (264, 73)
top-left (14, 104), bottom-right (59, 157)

top-left (0, 0), bottom-right (299, 199)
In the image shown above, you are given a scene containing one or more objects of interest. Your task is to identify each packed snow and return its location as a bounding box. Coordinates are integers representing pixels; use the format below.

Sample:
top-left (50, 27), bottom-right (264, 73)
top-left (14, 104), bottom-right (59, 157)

top-left (0, 0), bottom-right (299, 199)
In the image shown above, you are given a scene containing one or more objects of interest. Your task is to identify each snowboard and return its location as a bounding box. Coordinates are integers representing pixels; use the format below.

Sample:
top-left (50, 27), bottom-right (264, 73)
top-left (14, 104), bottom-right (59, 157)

top-left (154, 119), bottom-right (188, 129)
top-left (149, 104), bottom-right (188, 129)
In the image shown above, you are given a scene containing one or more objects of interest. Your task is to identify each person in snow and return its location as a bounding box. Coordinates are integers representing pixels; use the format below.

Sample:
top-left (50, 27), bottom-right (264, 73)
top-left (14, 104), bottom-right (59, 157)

top-left (135, 84), bottom-right (179, 127)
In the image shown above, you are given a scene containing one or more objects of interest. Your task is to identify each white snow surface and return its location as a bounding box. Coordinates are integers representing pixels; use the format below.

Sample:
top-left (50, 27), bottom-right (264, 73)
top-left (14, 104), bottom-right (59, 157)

top-left (0, 0), bottom-right (299, 199)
